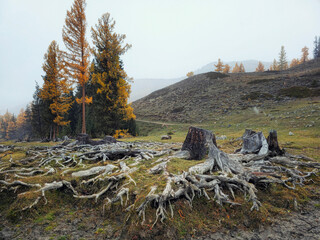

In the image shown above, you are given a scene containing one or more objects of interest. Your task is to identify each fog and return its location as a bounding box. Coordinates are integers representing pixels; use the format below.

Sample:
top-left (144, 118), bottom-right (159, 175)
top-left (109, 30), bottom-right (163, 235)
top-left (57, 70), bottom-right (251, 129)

top-left (0, 0), bottom-right (319, 114)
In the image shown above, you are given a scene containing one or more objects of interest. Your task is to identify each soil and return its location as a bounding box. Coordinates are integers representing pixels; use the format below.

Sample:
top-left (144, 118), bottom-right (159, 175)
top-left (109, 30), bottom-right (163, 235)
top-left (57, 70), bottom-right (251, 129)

top-left (1, 199), bottom-right (319, 240)
top-left (193, 200), bottom-right (320, 240)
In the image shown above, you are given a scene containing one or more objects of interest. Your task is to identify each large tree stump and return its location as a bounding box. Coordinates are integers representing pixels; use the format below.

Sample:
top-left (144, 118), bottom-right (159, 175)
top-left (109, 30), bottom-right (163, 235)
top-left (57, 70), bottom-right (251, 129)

top-left (76, 133), bottom-right (91, 145)
top-left (240, 129), bottom-right (268, 155)
top-left (267, 130), bottom-right (284, 156)
top-left (181, 127), bottom-right (217, 160)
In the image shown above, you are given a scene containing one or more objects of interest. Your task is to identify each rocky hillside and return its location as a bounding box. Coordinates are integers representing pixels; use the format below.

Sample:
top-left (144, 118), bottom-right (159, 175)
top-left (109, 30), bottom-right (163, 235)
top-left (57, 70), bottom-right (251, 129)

top-left (132, 60), bottom-right (320, 123)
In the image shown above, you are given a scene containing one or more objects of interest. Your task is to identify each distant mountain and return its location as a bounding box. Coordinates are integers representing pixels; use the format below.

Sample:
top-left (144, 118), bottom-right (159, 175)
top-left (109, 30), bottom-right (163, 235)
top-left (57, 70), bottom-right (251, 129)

top-left (130, 60), bottom-right (272, 102)
top-left (129, 77), bottom-right (184, 102)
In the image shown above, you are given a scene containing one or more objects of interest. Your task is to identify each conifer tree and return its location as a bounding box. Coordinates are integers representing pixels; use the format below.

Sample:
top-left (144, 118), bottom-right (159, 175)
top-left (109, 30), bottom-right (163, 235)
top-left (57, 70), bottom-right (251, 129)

top-left (270, 59), bottom-right (278, 71)
top-left (289, 58), bottom-right (300, 68)
top-left (186, 72), bottom-right (194, 77)
top-left (90, 13), bottom-right (135, 136)
top-left (223, 64), bottom-right (230, 73)
top-left (63, 0), bottom-right (91, 134)
top-left (232, 63), bottom-right (240, 73)
top-left (300, 46), bottom-right (309, 63)
top-left (39, 41), bottom-right (73, 139)
top-left (313, 36), bottom-right (320, 59)
top-left (278, 46), bottom-right (288, 71)
top-left (255, 62), bottom-right (265, 72)
top-left (214, 59), bottom-right (224, 72)
top-left (239, 63), bottom-right (245, 72)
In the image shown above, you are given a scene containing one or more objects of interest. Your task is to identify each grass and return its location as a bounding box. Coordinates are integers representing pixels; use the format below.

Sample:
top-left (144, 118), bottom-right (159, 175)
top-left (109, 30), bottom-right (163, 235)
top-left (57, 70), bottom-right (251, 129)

top-left (129, 98), bottom-right (320, 160)
top-left (0, 98), bottom-right (319, 239)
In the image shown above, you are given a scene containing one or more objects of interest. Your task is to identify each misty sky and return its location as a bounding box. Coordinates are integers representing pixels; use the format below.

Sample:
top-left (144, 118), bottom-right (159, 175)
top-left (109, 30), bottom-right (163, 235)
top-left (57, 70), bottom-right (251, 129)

top-left (0, 0), bottom-right (319, 115)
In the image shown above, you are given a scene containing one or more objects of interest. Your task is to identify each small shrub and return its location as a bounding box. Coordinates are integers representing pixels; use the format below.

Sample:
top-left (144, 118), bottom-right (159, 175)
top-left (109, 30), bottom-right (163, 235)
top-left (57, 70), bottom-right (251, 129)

top-left (113, 129), bottom-right (131, 139)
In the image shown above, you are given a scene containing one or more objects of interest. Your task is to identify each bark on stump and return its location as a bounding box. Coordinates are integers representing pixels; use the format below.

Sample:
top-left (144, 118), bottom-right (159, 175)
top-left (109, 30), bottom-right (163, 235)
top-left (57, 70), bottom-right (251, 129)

top-left (181, 126), bottom-right (217, 160)
top-left (267, 130), bottom-right (284, 156)
top-left (76, 133), bottom-right (91, 145)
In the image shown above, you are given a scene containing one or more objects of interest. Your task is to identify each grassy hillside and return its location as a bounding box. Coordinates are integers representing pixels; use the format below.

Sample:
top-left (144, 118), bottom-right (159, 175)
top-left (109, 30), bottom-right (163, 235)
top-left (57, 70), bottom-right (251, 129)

top-left (132, 59), bottom-right (320, 123)
top-left (130, 98), bottom-right (320, 161)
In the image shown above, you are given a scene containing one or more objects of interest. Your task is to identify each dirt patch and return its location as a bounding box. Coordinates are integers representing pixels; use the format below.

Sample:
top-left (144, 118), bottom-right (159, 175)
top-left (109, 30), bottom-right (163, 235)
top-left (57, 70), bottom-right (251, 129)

top-left (193, 200), bottom-right (320, 240)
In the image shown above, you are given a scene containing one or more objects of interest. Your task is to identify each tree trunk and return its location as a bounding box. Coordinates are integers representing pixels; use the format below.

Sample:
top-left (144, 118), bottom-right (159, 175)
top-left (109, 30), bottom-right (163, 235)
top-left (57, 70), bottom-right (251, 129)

top-left (240, 129), bottom-right (268, 155)
top-left (53, 125), bottom-right (56, 140)
top-left (181, 126), bottom-right (217, 160)
top-left (267, 130), bottom-right (284, 156)
top-left (82, 86), bottom-right (86, 134)
top-left (76, 133), bottom-right (90, 145)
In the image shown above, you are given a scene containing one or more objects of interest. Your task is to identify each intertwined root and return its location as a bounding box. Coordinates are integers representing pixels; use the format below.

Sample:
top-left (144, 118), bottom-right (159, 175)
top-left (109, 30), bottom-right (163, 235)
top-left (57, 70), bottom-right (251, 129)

top-left (0, 138), bottom-right (319, 226)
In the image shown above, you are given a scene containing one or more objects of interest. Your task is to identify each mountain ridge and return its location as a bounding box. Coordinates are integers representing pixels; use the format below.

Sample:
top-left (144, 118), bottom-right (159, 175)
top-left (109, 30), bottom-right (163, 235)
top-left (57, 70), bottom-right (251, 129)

top-left (130, 60), bottom-right (272, 102)
top-left (132, 59), bottom-right (320, 123)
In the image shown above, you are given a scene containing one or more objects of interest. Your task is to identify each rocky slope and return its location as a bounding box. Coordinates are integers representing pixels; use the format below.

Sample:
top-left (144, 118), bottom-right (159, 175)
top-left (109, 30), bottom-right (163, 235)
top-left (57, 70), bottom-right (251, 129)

top-left (132, 60), bottom-right (320, 123)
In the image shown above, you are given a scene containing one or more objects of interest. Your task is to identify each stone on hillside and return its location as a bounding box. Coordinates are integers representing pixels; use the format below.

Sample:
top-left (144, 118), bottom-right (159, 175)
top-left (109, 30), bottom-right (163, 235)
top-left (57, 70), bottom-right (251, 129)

top-left (181, 126), bottom-right (217, 160)
top-left (161, 135), bottom-right (172, 140)
top-left (289, 131), bottom-right (294, 136)
top-left (216, 135), bottom-right (227, 140)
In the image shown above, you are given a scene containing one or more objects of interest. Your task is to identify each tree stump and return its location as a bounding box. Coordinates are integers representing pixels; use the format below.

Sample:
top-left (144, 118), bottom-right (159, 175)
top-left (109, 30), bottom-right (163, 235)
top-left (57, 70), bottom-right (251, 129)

top-left (181, 126), bottom-right (217, 160)
top-left (76, 133), bottom-right (91, 145)
top-left (240, 129), bottom-right (268, 155)
top-left (267, 130), bottom-right (284, 156)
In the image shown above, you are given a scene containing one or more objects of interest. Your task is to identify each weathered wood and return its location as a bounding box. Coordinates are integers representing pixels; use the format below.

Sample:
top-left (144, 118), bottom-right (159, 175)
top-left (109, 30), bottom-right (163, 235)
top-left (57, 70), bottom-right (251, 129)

top-left (267, 130), bottom-right (285, 156)
top-left (240, 129), bottom-right (268, 155)
top-left (76, 133), bottom-right (91, 145)
top-left (181, 126), bottom-right (217, 160)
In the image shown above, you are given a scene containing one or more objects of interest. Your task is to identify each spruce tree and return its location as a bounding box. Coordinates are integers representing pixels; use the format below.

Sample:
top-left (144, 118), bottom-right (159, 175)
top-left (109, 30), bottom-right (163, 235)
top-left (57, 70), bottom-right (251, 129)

top-left (89, 13), bottom-right (136, 136)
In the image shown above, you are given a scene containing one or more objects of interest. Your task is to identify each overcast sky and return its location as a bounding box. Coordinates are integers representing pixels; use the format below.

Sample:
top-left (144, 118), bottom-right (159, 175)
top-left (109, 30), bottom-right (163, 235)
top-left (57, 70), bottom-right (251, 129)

top-left (0, 0), bottom-right (319, 115)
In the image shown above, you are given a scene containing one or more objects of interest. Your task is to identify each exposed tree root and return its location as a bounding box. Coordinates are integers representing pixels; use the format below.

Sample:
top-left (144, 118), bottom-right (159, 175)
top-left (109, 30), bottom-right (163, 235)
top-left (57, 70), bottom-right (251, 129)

top-left (0, 131), bottom-right (319, 227)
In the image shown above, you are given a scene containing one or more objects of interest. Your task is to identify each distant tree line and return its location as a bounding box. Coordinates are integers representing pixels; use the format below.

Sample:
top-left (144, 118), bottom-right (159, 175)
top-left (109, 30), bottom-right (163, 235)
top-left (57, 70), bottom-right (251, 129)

top-left (0, 0), bottom-right (137, 141)
top-left (186, 35), bottom-right (320, 77)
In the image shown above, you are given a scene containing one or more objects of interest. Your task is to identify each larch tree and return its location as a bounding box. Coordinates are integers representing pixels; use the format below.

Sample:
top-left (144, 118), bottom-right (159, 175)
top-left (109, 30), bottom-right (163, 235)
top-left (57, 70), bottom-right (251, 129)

top-left (223, 64), bottom-right (230, 73)
top-left (300, 46), bottom-right (309, 63)
top-left (62, 0), bottom-right (91, 134)
top-left (255, 61), bottom-right (265, 72)
top-left (278, 46), bottom-right (288, 71)
top-left (270, 59), bottom-right (278, 71)
top-left (186, 72), bottom-right (194, 77)
top-left (239, 63), bottom-right (245, 72)
top-left (39, 40), bottom-right (73, 139)
top-left (232, 63), bottom-right (240, 73)
top-left (89, 13), bottom-right (135, 135)
top-left (290, 58), bottom-right (300, 68)
top-left (214, 59), bottom-right (224, 72)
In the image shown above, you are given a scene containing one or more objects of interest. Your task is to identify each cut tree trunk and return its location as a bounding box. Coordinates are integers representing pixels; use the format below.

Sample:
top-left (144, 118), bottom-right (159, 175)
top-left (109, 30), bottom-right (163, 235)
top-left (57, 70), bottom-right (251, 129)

top-left (181, 126), bottom-right (217, 160)
top-left (267, 130), bottom-right (285, 156)
top-left (240, 129), bottom-right (268, 155)
top-left (76, 133), bottom-right (91, 145)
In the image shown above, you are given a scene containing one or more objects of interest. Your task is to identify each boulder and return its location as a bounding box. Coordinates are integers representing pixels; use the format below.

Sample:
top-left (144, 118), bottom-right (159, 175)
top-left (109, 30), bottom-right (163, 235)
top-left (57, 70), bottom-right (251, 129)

top-left (161, 135), bottom-right (172, 140)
